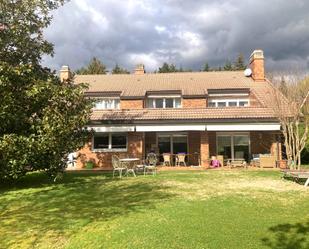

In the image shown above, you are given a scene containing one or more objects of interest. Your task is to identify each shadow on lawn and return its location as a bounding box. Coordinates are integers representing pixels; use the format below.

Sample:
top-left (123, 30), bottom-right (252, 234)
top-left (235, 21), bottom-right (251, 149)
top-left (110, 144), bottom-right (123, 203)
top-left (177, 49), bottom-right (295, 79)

top-left (0, 172), bottom-right (174, 248)
top-left (261, 220), bottom-right (309, 249)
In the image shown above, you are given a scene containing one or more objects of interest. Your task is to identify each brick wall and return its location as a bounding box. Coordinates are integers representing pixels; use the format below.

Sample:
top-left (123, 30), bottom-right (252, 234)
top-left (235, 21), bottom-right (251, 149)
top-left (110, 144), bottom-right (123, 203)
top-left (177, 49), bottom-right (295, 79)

top-left (182, 98), bottom-right (206, 108)
top-left (250, 131), bottom-right (281, 159)
top-left (188, 131), bottom-right (201, 165)
top-left (250, 58), bottom-right (265, 81)
top-left (120, 99), bottom-right (144, 109)
top-left (76, 130), bottom-right (281, 169)
top-left (76, 132), bottom-right (144, 169)
top-left (200, 131), bottom-right (210, 167)
top-left (250, 131), bottom-right (273, 155)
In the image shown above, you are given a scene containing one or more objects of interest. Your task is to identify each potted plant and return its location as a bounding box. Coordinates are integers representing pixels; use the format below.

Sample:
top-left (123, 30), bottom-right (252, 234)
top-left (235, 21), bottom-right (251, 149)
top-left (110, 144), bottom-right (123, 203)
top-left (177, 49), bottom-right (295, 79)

top-left (277, 159), bottom-right (288, 169)
top-left (85, 160), bottom-right (95, 169)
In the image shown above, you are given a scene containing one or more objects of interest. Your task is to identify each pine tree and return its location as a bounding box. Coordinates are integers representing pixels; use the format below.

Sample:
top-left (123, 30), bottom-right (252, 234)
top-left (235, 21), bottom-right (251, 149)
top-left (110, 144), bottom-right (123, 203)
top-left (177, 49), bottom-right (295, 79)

top-left (158, 63), bottom-right (192, 73)
top-left (158, 63), bottom-right (178, 73)
top-left (158, 62), bottom-right (170, 73)
top-left (203, 63), bottom-right (210, 71)
top-left (111, 63), bottom-right (130, 74)
top-left (234, 53), bottom-right (246, 70)
top-left (76, 57), bottom-right (107, 74)
top-left (223, 60), bottom-right (233, 71)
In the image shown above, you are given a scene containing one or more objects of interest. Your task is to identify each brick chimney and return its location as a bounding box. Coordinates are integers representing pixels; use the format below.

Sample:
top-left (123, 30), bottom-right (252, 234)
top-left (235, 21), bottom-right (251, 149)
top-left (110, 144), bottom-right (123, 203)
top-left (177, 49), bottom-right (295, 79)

top-left (249, 50), bottom-right (265, 81)
top-left (134, 64), bottom-right (145, 75)
top-left (59, 65), bottom-right (71, 82)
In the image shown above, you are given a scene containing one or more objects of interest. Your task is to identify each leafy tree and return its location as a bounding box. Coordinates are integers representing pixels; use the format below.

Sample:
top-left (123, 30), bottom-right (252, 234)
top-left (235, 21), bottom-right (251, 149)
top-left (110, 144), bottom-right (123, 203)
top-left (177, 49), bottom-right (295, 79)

top-left (202, 62), bottom-right (210, 72)
top-left (76, 57), bottom-right (107, 75)
top-left (0, 0), bottom-right (93, 180)
top-left (271, 75), bottom-right (309, 169)
top-left (157, 63), bottom-right (193, 73)
top-left (158, 63), bottom-right (171, 73)
top-left (169, 64), bottom-right (177, 72)
top-left (233, 53), bottom-right (246, 70)
top-left (223, 60), bottom-right (233, 71)
top-left (158, 63), bottom-right (178, 73)
top-left (279, 76), bottom-right (288, 96)
top-left (111, 63), bottom-right (130, 74)
top-left (0, 0), bottom-right (60, 66)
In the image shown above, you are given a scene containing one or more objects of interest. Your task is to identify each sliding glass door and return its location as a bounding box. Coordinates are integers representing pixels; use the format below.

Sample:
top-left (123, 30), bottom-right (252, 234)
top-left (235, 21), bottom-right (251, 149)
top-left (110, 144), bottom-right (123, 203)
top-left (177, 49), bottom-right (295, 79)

top-left (172, 135), bottom-right (188, 154)
top-left (157, 133), bottom-right (188, 155)
top-left (233, 135), bottom-right (250, 160)
top-left (217, 135), bottom-right (232, 160)
top-left (158, 135), bottom-right (171, 154)
top-left (217, 133), bottom-right (250, 161)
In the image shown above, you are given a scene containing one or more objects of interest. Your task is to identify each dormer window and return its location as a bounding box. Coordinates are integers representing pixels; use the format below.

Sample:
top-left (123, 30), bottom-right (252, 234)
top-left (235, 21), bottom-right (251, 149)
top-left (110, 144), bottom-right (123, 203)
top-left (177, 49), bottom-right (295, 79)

top-left (207, 89), bottom-right (250, 108)
top-left (94, 98), bottom-right (120, 110)
top-left (147, 95), bottom-right (181, 108)
top-left (208, 98), bottom-right (249, 107)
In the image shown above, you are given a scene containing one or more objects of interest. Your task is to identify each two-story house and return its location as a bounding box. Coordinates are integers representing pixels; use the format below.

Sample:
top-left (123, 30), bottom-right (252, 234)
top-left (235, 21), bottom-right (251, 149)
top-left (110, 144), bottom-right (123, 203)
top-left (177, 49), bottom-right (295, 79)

top-left (62, 50), bottom-right (282, 169)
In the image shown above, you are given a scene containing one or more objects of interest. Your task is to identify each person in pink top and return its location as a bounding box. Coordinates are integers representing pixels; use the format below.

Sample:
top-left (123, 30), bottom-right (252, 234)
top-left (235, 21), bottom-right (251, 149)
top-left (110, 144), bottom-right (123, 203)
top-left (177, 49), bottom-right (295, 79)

top-left (210, 156), bottom-right (221, 168)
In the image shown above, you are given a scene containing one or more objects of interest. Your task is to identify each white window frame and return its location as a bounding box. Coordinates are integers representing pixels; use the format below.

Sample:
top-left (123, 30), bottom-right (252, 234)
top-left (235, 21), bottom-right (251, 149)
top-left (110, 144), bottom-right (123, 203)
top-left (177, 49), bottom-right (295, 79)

top-left (147, 97), bottom-right (182, 108)
top-left (208, 98), bottom-right (250, 107)
top-left (92, 133), bottom-right (128, 152)
top-left (93, 98), bottom-right (120, 110)
top-left (216, 132), bottom-right (251, 160)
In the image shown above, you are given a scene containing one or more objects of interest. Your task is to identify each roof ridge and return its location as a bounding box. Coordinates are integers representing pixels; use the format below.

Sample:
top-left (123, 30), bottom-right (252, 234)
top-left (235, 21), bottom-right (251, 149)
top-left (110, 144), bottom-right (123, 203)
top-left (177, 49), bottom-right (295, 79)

top-left (75, 70), bottom-right (246, 77)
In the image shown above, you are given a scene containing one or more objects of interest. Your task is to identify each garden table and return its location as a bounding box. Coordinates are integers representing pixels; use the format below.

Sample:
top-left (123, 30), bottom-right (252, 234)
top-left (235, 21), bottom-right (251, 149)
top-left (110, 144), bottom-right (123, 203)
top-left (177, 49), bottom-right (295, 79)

top-left (119, 158), bottom-right (140, 177)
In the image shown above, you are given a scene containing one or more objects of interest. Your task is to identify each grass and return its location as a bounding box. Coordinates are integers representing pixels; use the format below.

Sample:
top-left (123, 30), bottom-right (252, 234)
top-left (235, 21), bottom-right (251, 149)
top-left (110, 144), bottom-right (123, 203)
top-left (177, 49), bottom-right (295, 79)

top-left (302, 164), bottom-right (309, 169)
top-left (0, 170), bottom-right (308, 249)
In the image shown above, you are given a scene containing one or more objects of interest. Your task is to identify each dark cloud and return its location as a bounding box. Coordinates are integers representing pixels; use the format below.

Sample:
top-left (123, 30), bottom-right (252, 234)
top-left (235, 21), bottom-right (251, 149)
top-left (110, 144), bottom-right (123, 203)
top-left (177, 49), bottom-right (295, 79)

top-left (42, 0), bottom-right (309, 72)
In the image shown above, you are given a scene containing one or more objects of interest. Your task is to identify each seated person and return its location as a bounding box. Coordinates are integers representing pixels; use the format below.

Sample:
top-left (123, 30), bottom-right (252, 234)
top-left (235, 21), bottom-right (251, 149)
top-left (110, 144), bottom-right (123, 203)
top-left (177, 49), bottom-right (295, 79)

top-left (210, 156), bottom-right (221, 168)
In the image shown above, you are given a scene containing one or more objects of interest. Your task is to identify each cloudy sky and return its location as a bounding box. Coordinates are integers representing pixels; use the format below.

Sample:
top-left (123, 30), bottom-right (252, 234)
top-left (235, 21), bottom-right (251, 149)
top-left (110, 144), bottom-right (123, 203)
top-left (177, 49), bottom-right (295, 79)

top-left (43, 0), bottom-right (309, 73)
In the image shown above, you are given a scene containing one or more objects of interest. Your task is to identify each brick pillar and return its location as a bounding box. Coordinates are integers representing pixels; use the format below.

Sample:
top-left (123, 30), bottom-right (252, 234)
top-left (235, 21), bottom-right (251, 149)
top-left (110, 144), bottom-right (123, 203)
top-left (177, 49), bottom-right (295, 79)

top-left (128, 132), bottom-right (144, 159)
top-left (270, 133), bottom-right (282, 161)
top-left (278, 142), bottom-right (282, 160)
top-left (188, 131), bottom-right (201, 165)
top-left (200, 131), bottom-right (210, 168)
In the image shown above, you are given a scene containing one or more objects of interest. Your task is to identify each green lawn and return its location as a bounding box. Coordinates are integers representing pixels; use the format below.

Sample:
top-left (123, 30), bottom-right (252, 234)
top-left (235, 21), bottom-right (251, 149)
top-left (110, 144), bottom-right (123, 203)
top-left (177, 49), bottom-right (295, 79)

top-left (0, 170), bottom-right (308, 249)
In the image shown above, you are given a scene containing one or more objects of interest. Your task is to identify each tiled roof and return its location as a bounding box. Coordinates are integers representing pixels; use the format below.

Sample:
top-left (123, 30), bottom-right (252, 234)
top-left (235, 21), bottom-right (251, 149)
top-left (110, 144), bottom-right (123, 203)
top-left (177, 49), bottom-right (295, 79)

top-left (75, 71), bottom-right (258, 97)
top-left (74, 71), bottom-right (282, 121)
top-left (91, 108), bottom-right (276, 121)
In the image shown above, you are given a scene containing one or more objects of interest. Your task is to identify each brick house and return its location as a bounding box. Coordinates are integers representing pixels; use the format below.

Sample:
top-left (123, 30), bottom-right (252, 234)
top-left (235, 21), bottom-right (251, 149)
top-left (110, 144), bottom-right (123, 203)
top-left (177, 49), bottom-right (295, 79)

top-left (64, 50), bottom-right (283, 169)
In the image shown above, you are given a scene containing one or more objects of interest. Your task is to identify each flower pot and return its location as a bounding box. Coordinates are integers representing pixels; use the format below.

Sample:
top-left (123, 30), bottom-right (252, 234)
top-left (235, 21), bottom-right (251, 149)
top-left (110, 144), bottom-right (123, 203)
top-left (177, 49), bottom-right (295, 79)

top-left (278, 160), bottom-right (288, 169)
